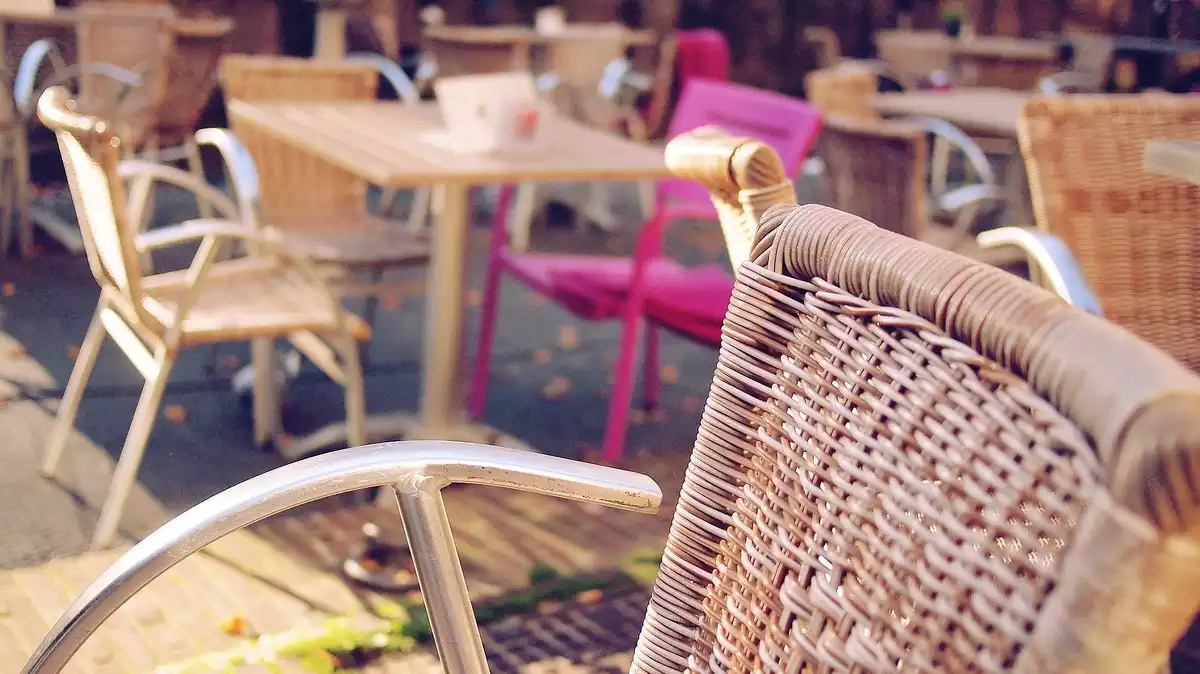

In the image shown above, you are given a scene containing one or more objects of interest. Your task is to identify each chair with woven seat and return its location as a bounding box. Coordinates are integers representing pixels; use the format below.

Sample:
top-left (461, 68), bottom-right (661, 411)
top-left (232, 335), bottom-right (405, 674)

top-left (820, 113), bottom-right (1019, 265)
top-left (36, 85), bottom-right (368, 550)
top-left (22, 133), bottom-right (1200, 673)
top-left (979, 95), bottom-right (1200, 371)
top-left (469, 80), bottom-right (823, 464)
top-left (217, 55), bottom-right (431, 332)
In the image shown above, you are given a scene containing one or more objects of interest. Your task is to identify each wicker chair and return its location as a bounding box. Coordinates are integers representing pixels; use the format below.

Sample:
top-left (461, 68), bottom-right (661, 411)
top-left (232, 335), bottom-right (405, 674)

top-left (804, 64), bottom-right (881, 122)
top-left (979, 95), bottom-right (1200, 371)
top-left (820, 113), bottom-right (1017, 264)
top-left (217, 55), bottom-right (430, 326)
top-left (804, 26), bottom-right (912, 90)
top-left (35, 85), bottom-right (368, 550)
top-left (22, 130), bottom-right (1200, 674)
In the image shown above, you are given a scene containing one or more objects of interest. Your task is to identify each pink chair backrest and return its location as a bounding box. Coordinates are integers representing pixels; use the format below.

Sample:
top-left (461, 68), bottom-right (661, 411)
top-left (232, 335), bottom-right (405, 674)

top-left (675, 29), bottom-right (731, 84)
top-left (660, 78), bottom-right (823, 207)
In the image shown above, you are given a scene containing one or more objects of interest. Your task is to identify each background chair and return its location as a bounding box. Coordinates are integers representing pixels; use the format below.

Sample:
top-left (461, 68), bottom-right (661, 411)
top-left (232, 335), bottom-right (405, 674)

top-left (36, 86), bottom-right (368, 550)
top-left (469, 79), bottom-right (823, 463)
top-left (217, 55), bottom-right (430, 337)
top-left (979, 95), bottom-right (1200, 370)
top-left (24, 195), bottom-right (1200, 674)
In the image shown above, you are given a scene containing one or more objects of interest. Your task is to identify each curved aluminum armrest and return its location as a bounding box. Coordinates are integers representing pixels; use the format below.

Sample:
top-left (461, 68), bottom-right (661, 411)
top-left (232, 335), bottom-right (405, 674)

top-left (117, 160), bottom-right (240, 223)
top-left (20, 442), bottom-right (661, 674)
top-left (937, 182), bottom-right (1009, 213)
top-left (15, 39), bottom-right (142, 119)
top-left (193, 128), bottom-right (263, 228)
top-left (905, 115), bottom-right (997, 185)
top-left (977, 226), bottom-right (1103, 316)
top-left (345, 52), bottom-right (420, 105)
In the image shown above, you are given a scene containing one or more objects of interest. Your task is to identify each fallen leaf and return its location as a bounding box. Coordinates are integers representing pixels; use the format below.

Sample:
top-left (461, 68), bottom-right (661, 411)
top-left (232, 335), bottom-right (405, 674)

top-left (381, 294), bottom-right (403, 311)
top-left (630, 410), bottom-right (647, 425)
top-left (541, 377), bottom-right (570, 399)
top-left (1, 282), bottom-right (13, 297)
top-left (278, 433), bottom-right (295, 449)
top-left (163, 404), bottom-right (187, 423)
top-left (660, 365), bottom-right (679, 384)
top-left (536, 600), bottom-right (559, 613)
top-left (532, 349), bottom-right (551, 364)
top-left (0, 400), bottom-right (7, 409)
top-left (67, 345), bottom-right (80, 360)
top-left (650, 409), bottom-right (667, 423)
top-left (557, 325), bottom-right (579, 350)
top-left (681, 396), bottom-right (703, 413)
top-left (466, 289), bottom-right (482, 308)
top-left (219, 615), bottom-right (248, 636)
top-left (576, 589), bottom-right (603, 604)
top-left (215, 354), bottom-right (241, 374)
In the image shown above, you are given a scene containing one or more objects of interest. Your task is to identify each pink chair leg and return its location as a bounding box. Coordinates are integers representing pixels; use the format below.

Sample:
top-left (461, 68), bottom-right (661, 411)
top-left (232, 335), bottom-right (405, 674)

top-left (467, 185), bottom-right (516, 419)
top-left (600, 309), bottom-right (643, 465)
top-left (641, 323), bottom-right (660, 411)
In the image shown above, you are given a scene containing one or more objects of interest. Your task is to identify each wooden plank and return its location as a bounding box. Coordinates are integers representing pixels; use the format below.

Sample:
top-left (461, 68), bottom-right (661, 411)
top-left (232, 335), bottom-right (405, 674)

top-left (1144, 140), bottom-right (1200, 185)
top-left (228, 100), bottom-right (669, 189)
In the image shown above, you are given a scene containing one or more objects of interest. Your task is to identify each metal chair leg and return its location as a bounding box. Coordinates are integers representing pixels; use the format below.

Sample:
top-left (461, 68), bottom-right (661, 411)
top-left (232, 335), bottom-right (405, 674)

top-left (43, 304), bottom-right (108, 477)
top-left (91, 351), bottom-right (174, 550)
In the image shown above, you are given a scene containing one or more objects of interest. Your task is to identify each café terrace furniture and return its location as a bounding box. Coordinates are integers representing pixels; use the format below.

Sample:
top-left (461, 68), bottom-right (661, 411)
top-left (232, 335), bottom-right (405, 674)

top-left (36, 85), bottom-right (369, 550)
top-left (876, 29), bottom-right (1061, 90)
top-left (979, 95), bottom-right (1200, 371)
top-left (225, 96), bottom-right (671, 459)
top-left (23, 141), bottom-right (1200, 673)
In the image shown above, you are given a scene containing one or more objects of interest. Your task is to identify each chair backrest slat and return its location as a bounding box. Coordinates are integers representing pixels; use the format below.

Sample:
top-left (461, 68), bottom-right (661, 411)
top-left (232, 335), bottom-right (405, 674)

top-left (219, 55), bottom-right (377, 226)
top-left (37, 86), bottom-right (145, 317)
top-left (634, 128), bottom-right (1200, 673)
top-left (1019, 95), bottom-right (1200, 371)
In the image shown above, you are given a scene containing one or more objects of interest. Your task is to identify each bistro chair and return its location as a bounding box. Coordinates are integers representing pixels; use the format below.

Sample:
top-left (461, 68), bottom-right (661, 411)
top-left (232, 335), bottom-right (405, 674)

top-left (979, 95), bottom-right (1200, 370)
top-left (469, 80), bottom-right (823, 464)
top-left (35, 86), bottom-right (369, 550)
top-left (22, 166), bottom-right (1200, 672)
top-left (217, 55), bottom-right (431, 333)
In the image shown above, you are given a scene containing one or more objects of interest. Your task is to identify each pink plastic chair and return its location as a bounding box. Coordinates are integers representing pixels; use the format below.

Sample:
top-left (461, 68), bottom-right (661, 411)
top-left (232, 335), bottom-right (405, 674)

top-left (469, 78), bottom-right (823, 463)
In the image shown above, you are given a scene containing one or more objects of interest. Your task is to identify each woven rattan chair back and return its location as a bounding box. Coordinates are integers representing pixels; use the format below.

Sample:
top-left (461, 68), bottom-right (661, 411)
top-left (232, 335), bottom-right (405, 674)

top-left (664, 127), bottom-right (795, 267)
top-left (544, 24), bottom-right (630, 95)
top-left (954, 52), bottom-right (1060, 90)
top-left (423, 32), bottom-right (528, 77)
top-left (219, 55), bottom-right (376, 227)
top-left (154, 17), bottom-right (233, 146)
top-left (631, 193), bottom-right (1200, 672)
top-left (37, 86), bottom-right (147, 323)
top-left (804, 65), bottom-right (880, 122)
top-left (1019, 95), bottom-right (1200, 371)
top-left (819, 114), bottom-right (928, 240)
top-left (74, 2), bottom-right (175, 150)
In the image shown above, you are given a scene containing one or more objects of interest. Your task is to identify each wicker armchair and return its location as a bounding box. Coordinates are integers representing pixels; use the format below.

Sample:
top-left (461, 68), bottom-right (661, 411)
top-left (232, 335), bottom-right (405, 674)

top-left (979, 95), bottom-right (1200, 371)
top-left (35, 86), bottom-right (368, 550)
top-left (217, 55), bottom-right (431, 329)
top-left (22, 134), bottom-right (1200, 674)
top-left (819, 114), bottom-right (1016, 264)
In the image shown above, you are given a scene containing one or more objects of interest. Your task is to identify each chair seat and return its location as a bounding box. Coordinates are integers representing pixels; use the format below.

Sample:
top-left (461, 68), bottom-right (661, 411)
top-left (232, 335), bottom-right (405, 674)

top-left (141, 257), bottom-right (371, 345)
top-left (263, 215), bottom-right (431, 267)
top-left (504, 252), bottom-right (733, 337)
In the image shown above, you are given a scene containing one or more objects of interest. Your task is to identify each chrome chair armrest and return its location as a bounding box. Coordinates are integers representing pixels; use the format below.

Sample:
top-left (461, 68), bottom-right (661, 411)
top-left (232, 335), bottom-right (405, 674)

top-left (345, 51), bottom-right (420, 104)
top-left (15, 39), bottom-right (142, 119)
top-left (21, 442), bottom-right (662, 674)
top-left (192, 128), bottom-right (263, 229)
top-left (905, 115), bottom-right (997, 185)
top-left (977, 226), bottom-right (1103, 316)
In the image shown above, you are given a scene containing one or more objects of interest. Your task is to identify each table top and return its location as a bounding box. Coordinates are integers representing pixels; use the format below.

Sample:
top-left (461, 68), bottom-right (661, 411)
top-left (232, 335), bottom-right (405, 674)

top-left (876, 30), bottom-right (1059, 61)
top-left (227, 101), bottom-right (670, 188)
top-left (425, 23), bottom-right (655, 46)
top-left (873, 88), bottom-right (1032, 137)
top-left (0, 8), bottom-right (233, 37)
top-left (1144, 140), bottom-right (1200, 185)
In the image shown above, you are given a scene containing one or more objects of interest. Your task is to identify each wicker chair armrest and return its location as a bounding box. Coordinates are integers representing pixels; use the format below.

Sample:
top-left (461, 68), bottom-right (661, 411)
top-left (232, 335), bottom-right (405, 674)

top-left (20, 442), bottom-right (661, 674)
top-left (117, 160), bottom-right (240, 224)
top-left (977, 226), bottom-right (1103, 315)
top-left (345, 52), bottom-right (420, 104)
top-left (192, 128), bottom-right (262, 228)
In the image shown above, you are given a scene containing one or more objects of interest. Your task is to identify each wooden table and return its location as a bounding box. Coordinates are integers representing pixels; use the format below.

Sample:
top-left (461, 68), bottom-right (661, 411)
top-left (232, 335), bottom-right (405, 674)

top-left (873, 88), bottom-right (1030, 138)
top-left (227, 100), bottom-right (670, 458)
top-left (1144, 140), bottom-right (1200, 185)
top-left (424, 23), bottom-right (655, 75)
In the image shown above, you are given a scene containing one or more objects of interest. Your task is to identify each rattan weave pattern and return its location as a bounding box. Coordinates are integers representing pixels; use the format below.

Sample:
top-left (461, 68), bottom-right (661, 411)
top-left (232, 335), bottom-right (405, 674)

top-left (1019, 95), bottom-right (1200, 372)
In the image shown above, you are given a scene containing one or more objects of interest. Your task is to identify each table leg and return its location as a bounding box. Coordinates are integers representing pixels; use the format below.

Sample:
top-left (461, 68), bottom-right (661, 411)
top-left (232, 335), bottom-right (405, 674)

top-left (1005, 155), bottom-right (1034, 226)
top-left (314, 9), bottom-right (347, 61)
